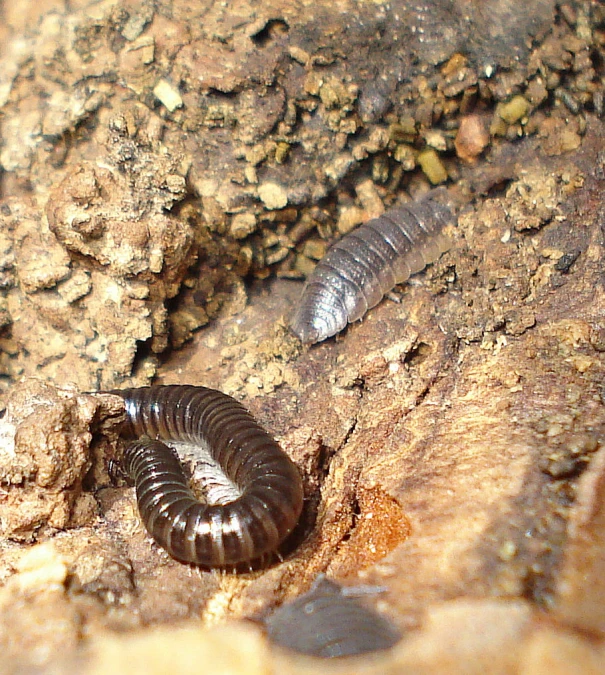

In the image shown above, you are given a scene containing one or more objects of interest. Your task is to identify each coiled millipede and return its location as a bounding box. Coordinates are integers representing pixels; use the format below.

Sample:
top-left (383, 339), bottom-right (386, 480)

top-left (291, 191), bottom-right (453, 343)
top-left (110, 385), bottom-right (304, 567)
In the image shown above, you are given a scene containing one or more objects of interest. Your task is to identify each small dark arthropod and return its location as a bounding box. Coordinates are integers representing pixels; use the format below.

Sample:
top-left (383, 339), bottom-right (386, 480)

top-left (110, 385), bottom-right (304, 567)
top-left (265, 575), bottom-right (401, 658)
top-left (291, 192), bottom-right (454, 343)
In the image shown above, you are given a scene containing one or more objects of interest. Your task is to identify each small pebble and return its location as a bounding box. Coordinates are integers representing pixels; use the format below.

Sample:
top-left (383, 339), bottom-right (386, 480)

top-left (455, 114), bottom-right (490, 162)
top-left (258, 182), bottom-right (288, 210)
top-left (153, 80), bottom-right (183, 112)
top-left (499, 95), bottom-right (530, 124)
top-left (417, 148), bottom-right (448, 184)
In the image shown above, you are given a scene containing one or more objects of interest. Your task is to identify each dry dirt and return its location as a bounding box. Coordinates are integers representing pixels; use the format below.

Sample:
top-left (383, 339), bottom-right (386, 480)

top-left (1, 0), bottom-right (605, 673)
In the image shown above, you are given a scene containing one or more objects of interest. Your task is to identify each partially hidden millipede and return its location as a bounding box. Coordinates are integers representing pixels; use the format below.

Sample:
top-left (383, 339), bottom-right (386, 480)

top-left (265, 575), bottom-right (402, 658)
top-left (110, 385), bottom-right (304, 567)
top-left (290, 191), bottom-right (454, 343)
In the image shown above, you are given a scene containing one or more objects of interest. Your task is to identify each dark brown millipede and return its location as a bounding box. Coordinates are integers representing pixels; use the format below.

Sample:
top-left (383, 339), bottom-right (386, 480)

top-left (265, 575), bottom-right (401, 658)
top-left (110, 385), bottom-right (304, 567)
top-left (290, 191), bottom-right (454, 343)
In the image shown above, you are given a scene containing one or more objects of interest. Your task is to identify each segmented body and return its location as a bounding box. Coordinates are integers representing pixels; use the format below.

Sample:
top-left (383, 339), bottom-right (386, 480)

top-left (111, 385), bottom-right (304, 567)
top-left (291, 193), bottom-right (453, 343)
top-left (265, 576), bottom-right (401, 658)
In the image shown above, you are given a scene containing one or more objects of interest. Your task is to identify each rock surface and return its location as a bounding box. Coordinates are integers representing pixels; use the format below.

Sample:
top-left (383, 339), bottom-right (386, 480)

top-left (1, 0), bottom-right (605, 673)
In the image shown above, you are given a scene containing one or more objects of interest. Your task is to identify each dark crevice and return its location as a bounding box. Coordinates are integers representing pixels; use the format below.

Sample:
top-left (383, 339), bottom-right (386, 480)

top-left (402, 340), bottom-right (432, 367)
top-left (339, 492), bottom-right (361, 544)
top-left (250, 19), bottom-right (289, 48)
top-left (317, 442), bottom-right (336, 481)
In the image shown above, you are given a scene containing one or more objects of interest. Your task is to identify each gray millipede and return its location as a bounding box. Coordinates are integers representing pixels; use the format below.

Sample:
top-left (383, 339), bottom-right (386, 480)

top-left (290, 191), bottom-right (454, 343)
top-left (265, 575), bottom-right (401, 658)
top-left (109, 385), bottom-right (304, 567)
